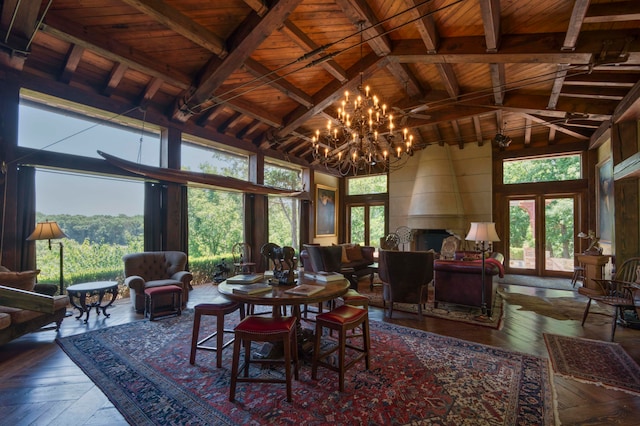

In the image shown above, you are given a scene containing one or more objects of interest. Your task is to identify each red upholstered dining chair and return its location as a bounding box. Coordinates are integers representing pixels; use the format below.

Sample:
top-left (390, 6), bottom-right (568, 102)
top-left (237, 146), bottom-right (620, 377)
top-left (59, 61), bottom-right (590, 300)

top-left (378, 249), bottom-right (434, 318)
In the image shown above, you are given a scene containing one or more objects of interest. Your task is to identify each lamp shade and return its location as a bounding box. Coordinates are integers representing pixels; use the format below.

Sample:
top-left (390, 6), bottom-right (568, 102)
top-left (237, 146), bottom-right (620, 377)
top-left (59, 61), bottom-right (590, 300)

top-left (465, 222), bottom-right (500, 243)
top-left (27, 221), bottom-right (68, 241)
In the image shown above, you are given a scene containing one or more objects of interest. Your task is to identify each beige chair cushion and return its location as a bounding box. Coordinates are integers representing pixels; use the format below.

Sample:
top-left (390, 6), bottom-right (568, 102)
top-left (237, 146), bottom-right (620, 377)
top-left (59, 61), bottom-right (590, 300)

top-left (0, 270), bottom-right (41, 292)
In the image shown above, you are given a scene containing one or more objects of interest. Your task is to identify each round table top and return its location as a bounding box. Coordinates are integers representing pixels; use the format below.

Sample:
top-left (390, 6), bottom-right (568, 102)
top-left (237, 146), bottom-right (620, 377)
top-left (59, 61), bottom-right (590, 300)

top-left (66, 281), bottom-right (119, 292)
top-left (218, 275), bottom-right (349, 306)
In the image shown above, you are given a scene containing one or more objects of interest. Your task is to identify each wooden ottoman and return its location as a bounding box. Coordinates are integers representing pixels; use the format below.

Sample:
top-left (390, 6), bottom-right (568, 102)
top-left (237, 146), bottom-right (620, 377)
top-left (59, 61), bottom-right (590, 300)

top-left (144, 285), bottom-right (183, 320)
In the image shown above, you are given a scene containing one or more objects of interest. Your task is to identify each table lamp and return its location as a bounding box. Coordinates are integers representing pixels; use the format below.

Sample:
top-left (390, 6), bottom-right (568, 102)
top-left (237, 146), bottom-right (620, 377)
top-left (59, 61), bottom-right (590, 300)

top-left (465, 222), bottom-right (500, 317)
top-left (27, 220), bottom-right (68, 296)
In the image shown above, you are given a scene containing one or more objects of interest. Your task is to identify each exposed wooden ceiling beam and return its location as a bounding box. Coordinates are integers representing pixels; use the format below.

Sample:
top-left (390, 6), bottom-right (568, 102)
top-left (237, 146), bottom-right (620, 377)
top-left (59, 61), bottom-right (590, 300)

top-left (473, 115), bottom-right (483, 146)
top-left (560, 86), bottom-right (626, 101)
top-left (218, 112), bottom-right (244, 134)
top-left (243, 58), bottom-right (313, 108)
top-left (480, 0), bottom-right (501, 52)
top-left (524, 113), bottom-right (590, 140)
top-left (120, 0), bottom-right (228, 58)
top-left (138, 77), bottom-right (164, 110)
top-left (242, 0), bottom-right (269, 17)
top-left (334, 0), bottom-right (391, 56)
top-left (40, 15), bottom-right (191, 90)
top-left (277, 53), bottom-right (387, 137)
top-left (584, 1), bottom-right (640, 23)
top-left (548, 64), bottom-right (570, 110)
top-left (279, 20), bottom-right (348, 83)
top-left (489, 63), bottom-right (505, 105)
top-left (562, 0), bottom-right (590, 51)
top-left (390, 30), bottom-right (640, 64)
top-left (59, 44), bottom-right (84, 84)
top-left (437, 63), bottom-right (459, 100)
top-left (613, 78), bottom-right (640, 123)
top-left (589, 119), bottom-right (611, 150)
top-left (103, 63), bottom-right (128, 97)
top-left (451, 120), bottom-right (464, 149)
top-left (401, 0), bottom-right (438, 53)
top-left (174, 0), bottom-right (303, 121)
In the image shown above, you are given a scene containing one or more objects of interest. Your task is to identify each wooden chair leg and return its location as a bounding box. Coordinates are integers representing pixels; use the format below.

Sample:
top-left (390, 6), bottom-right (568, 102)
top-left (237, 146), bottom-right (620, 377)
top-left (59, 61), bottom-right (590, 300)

top-left (581, 298), bottom-right (592, 326)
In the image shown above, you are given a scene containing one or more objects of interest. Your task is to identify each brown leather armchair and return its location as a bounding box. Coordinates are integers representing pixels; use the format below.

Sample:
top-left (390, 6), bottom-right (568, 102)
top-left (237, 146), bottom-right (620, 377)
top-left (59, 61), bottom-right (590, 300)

top-left (123, 251), bottom-right (193, 312)
top-left (378, 249), bottom-right (434, 318)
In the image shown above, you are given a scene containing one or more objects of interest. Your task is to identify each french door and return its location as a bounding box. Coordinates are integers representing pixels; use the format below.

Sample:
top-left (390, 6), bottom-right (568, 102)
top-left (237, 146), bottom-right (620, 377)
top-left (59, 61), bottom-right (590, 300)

top-left (506, 195), bottom-right (579, 276)
top-left (348, 204), bottom-right (386, 247)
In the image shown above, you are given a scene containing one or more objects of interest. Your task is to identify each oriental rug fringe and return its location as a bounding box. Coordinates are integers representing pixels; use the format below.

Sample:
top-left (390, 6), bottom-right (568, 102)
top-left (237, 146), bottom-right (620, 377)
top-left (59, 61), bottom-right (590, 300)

top-left (57, 312), bottom-right (555, 425)
top-left (544, 333), bottom-right (640, 395)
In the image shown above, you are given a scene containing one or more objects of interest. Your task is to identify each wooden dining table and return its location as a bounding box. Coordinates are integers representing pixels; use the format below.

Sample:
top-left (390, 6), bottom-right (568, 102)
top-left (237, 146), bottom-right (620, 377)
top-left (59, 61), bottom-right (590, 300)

top-left (218, 275), bottom-right (350, 359)
top-left (218, 275), bottom-right (350, 318)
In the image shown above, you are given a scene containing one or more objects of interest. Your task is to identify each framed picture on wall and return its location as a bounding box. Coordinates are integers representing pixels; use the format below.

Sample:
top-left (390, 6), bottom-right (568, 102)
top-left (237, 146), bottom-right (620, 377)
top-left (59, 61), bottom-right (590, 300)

top-left (596, 157), bottom-right (613, 244)
top-left (315, 184), bottom-right (337, 237)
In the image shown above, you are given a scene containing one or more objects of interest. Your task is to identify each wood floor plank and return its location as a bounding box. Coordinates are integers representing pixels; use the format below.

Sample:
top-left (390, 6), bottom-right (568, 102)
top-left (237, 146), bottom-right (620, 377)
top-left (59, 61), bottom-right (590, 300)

top-left (0, 278), bottom-right (639, 425)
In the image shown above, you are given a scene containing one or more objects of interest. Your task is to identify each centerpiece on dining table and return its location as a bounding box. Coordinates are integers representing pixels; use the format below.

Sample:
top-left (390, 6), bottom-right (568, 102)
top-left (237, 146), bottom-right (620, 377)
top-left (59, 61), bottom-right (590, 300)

top-left (261, 243), bottom-right (297, 285)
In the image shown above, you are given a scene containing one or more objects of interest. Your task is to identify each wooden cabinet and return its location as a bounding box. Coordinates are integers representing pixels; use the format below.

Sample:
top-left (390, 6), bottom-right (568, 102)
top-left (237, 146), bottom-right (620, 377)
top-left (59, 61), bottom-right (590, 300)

top-left (576, 254), bottom-right (611, 290)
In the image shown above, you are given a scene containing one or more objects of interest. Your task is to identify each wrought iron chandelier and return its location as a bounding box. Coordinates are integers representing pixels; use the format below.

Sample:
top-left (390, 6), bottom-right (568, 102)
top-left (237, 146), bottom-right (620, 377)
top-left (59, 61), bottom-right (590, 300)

top-left (311, 26), bottom-right (414, 176)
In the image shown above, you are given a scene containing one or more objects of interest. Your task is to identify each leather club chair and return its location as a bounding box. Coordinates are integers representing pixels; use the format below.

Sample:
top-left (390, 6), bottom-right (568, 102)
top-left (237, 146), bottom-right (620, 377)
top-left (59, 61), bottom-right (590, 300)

top-left (433, 252), bottom-right (504, 316)
top-left (123, 251), bottom-right (193, 313)
top-left (377, 249), bottom-right (434, 318)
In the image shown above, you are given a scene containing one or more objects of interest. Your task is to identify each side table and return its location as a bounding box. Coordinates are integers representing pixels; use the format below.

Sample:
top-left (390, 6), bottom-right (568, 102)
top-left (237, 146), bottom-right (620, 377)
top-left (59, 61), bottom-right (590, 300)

top-left (66, 281), bottom-right (119, 323)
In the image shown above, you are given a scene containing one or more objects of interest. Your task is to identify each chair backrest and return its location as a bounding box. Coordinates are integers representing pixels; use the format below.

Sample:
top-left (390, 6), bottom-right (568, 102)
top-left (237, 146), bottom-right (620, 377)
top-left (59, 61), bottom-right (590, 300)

top-left (303, 245), bottom-right (342, 273)
top-left (439, 235), bottom-right (459, 260)
top-left (614, 257), bottom-right (640, 283)
top-left (380, 233), bottom-right (400, 250)
top-left (232, 242), bottom-right (252, 264)
top-left (378, 249), bottom-right (434, 304)
top-left (123, 251), bottom-right (187, 280)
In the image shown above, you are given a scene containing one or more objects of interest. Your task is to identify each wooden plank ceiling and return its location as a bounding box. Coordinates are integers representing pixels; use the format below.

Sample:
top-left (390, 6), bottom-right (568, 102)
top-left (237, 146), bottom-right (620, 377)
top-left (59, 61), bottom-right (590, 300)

top-left (1, 0), bottom-right (639, 170)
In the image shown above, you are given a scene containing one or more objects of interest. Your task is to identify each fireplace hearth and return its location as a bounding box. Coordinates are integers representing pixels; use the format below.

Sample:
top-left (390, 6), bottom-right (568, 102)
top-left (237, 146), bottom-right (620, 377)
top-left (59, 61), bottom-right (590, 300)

top-left (413, 229), bottom-right (453, 252)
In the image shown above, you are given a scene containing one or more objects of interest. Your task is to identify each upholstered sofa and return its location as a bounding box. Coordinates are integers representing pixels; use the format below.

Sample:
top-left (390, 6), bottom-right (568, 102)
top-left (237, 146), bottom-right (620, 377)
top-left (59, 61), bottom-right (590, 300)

top-left (123, 251), bottom-right (193, 313)
top-left (433, 251), bottom-right (505, 316)
top-left (0, 283), bottom-right (69, 345)
top-left (300, 243), bottom-right (375, 284)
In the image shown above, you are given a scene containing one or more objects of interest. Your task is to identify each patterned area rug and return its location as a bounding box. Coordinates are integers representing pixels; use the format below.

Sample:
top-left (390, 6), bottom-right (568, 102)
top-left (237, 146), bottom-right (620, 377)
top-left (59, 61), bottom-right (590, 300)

top-left (544, 333), bottom-right (640, 395)
top-left (57, 312), bottom-right (554, 425)
top-left (361, 283), bottom-right (504, 329)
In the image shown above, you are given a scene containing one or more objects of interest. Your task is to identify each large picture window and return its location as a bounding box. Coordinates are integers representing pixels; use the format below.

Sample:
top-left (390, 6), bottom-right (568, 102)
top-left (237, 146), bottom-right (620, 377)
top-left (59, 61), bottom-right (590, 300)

top-left (182, 142), bottom-right (248, 258)
top-left (19, 98), bottom-right (160, 165)
top-left (264, 162), bottom-right (302, 251)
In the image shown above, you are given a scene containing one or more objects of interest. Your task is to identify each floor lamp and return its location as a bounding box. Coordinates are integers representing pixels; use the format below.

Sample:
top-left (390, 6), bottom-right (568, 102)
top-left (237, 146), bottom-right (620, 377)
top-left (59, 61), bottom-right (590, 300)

top-left (465, 222), bottom-right (500, 318)
top-left (27, 220), bottom-right (68, 296)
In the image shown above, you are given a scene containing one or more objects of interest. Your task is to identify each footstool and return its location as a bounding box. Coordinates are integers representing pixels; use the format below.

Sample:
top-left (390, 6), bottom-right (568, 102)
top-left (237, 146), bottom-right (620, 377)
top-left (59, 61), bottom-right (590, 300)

top-left (144, 285), bottom-right (183, 320)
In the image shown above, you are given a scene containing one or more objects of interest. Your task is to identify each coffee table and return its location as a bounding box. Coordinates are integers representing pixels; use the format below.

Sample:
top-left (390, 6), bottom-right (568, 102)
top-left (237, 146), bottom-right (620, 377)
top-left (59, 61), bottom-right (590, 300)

top-left (66, 281), bottom-right (119, 323)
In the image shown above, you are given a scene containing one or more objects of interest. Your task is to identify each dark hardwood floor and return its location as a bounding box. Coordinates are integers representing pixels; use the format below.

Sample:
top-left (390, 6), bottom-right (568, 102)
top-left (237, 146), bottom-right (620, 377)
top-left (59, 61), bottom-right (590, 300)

top-left (2, 278), bottom-right (640, 425)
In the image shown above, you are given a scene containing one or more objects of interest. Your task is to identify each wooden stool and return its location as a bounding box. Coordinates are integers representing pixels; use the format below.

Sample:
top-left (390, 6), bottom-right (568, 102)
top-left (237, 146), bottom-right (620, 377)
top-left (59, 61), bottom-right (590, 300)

top-left (312, 304), bottom-right (370, 392)
top-left (190, 297), bottom-right (244, 368)
top-left (229, 315), bottom-right (299, 402)
top-left (144, 285), bottom-right (182, 321)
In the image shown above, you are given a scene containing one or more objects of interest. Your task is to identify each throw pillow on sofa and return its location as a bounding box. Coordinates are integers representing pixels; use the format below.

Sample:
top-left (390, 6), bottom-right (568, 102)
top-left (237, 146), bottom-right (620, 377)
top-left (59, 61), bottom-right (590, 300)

top-left (0, 270), bottom-right (41, 292)
top-left (345, 244), bottom-right (364, 261)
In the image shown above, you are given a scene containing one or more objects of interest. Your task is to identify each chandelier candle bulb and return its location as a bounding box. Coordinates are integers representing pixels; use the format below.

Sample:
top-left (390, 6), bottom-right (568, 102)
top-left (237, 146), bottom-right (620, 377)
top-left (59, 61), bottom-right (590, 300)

top-left (312, 79), bottom-right (414, 175)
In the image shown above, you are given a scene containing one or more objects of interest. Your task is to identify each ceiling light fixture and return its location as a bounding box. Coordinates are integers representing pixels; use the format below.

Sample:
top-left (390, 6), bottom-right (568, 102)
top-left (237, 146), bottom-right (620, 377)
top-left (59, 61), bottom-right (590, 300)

top-left (311, 25), bottom-right (414, 176)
